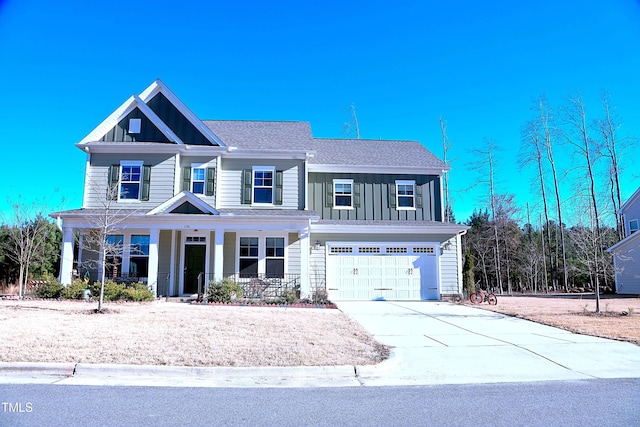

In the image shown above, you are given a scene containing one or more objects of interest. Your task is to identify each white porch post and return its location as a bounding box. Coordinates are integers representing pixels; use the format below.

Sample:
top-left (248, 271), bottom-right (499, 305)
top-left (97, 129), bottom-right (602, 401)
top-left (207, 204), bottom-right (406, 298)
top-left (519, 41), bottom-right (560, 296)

top-left (148, 229), bottom-right (160, 296)
top-left (60, 227), bottom-right (75, 285)
top-left (214, 230), bottom-right (224, 282)
top-left (299, 227), bottom-right (310, 299)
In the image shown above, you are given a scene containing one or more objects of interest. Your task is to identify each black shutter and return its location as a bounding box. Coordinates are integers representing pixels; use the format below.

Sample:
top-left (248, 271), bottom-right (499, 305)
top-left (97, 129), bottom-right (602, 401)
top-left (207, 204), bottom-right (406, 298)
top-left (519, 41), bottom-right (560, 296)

top-left (206, 168), bottom-right (216, 197)
top-left (108, 165), bottom-right (120, 200)
top-left (182, 167), bottom-right (191, 192)
top-left (325, 182), bottom-right (333, 207)
top-left (242, 169), bottom-right (252, 204)
top-left (353, 182), bottom-right (361, 208)
top-left (274, 170), bottom-right (283, 205)
top-left (141, 165), bottom-right (151, 201)
top-left (416, 184), bottom-right (423, 209)
top-left (389, 183), bottom-right (397, 208)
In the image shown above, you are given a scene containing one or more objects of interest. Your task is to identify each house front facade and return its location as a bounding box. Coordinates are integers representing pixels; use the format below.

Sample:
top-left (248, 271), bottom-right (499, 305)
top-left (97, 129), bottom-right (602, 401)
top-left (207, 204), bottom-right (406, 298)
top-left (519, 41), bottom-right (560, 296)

top-left (52, 80), bottom-right (468, 301)
top-left (607, 187), bottom-right (640, 295)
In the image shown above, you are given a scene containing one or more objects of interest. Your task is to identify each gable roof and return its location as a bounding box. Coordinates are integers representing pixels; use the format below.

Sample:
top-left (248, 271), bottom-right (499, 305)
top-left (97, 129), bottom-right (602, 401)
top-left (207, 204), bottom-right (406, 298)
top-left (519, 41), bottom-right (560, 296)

top-left (619, 187), bottom-right (640, 214)
top-left (147, 191), bottom-right (219, 216)
top-left (79, 79), bottom-right (223, 147)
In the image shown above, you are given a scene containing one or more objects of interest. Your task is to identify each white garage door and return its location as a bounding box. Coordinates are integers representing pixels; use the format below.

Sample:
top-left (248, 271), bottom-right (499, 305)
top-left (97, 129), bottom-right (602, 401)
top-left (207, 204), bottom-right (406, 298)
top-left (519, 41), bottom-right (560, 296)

top-left (326, 243), bottom-right (439, 301)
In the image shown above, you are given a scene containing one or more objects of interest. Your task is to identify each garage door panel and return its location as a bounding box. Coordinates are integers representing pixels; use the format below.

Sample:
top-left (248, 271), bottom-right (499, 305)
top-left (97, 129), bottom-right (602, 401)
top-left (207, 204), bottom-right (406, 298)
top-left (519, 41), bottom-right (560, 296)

top-left (326, 244), bottom-right (440, 301)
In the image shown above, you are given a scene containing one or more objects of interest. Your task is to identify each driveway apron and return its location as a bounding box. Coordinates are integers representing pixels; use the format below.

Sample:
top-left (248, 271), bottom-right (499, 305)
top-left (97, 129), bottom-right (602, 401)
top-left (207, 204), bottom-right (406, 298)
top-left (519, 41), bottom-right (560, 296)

top-left (338, 301), bottom-right (640, 386)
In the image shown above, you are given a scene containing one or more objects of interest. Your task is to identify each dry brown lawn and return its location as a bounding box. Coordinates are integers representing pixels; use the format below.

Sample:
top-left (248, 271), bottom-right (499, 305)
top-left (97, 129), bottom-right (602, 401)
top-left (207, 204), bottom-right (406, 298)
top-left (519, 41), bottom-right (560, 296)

top-left (466, 294), bottom-right (640, 345)
top-left (1, 294), bottom-right (638, 368)
top-left (0, 300), bottom-right (388, 367)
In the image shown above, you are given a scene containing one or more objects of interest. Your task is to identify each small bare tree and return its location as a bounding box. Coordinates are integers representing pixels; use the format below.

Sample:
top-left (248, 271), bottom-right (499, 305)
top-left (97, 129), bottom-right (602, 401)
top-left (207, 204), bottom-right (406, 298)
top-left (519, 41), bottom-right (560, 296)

top-left (343, 103), bottom-right (361, 139)
top-left (1, 197), bottom-right (59, 298)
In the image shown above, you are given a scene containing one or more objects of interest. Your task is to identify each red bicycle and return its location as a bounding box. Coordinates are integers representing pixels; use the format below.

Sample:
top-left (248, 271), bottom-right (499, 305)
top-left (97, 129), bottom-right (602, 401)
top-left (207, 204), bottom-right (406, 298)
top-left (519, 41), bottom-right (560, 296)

top-left (470, 289), bottom-right (497, 305)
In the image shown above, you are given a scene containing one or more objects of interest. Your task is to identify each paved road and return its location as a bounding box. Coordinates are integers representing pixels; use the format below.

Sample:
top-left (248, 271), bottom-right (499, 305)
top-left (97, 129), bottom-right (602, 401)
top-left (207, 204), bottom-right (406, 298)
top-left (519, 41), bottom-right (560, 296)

top-left (2, 379), bottom-right (639, 426)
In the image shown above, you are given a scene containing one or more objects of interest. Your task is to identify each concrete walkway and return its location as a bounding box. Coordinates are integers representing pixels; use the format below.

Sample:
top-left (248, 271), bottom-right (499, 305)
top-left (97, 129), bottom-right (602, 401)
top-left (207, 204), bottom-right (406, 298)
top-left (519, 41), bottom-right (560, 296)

top-left (1, 301), bottom-right (639, 387)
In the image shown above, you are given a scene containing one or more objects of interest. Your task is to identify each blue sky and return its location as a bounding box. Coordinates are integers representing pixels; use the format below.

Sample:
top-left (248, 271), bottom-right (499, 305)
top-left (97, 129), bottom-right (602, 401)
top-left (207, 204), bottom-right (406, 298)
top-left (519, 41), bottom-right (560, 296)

top-left (1, 0), bottom-right (639, 225)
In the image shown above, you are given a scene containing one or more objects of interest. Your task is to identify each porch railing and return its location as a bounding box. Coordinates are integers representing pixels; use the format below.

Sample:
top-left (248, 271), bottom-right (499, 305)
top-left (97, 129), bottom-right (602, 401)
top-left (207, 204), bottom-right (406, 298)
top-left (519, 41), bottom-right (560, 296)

top-left (198, 273), bottom-right (301, 301)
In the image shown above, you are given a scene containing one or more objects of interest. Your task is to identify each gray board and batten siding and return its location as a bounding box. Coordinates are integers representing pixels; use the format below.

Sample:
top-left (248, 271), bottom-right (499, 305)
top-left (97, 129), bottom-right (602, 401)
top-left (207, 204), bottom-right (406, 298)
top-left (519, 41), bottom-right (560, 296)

top-left (100, 107), bottom-right (171, 143)
top-left (308, 172), bottom-right (441, 221)
top-left (146, 92), bottom-right (212, 145)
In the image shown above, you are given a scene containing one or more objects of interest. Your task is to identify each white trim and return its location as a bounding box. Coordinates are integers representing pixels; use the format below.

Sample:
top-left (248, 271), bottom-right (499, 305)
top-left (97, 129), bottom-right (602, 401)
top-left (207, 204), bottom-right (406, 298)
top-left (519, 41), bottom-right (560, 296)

top-left (333, 178), bottom-right (354, 210)
top-left (308, 163), bottom-right (445, 176)
top-left (234, 232), bottom-right (289, 277)
top-left (118, 160), bottom-right (144, 202)
top-left (147, 191), bottom-right (219, 216)
top-left (395, 180), bottom-right (417, 211)
top-left (128, 118), bottom-right (141, 134)
top-left (252, 166), bottom-right (276, 206)
top-left (179, 230), bottom-right (210, 295)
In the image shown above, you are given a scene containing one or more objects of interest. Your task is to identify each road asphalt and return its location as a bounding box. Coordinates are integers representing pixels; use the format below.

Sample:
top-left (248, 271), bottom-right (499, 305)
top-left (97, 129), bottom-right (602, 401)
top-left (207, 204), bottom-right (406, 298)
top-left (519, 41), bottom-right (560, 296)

top-left (2, 301), bottom-right (639, 388)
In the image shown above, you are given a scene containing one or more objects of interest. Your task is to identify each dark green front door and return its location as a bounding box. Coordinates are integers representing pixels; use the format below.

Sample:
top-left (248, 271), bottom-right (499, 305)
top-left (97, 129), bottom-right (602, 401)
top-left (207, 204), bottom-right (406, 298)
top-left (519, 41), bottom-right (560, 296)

top-left (184, 245), bottom-right (206, 294)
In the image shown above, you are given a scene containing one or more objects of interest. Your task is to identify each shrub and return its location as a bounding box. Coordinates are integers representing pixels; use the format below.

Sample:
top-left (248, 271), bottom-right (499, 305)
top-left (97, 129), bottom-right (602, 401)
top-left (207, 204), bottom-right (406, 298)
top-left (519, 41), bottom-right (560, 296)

top-left (312, 289), bottom-right (330, 304)
top-left (207, 278), bottom-right (243, 303)
top-left (35, 279), bottom-right (63, 299)
top-left (89, 280), bottom-right (123, 301)
top-left (120, 283), bottom-right (154, 302)
top-left (283, 288), bottom-right (299, 305)
top-left (61, 279), bottom-right (89, 300)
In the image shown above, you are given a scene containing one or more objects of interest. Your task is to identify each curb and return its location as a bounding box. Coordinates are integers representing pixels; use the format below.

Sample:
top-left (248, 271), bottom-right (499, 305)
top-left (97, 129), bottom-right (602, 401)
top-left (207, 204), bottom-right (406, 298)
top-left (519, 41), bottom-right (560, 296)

top-left (0, 362), bottom-right (76, 378)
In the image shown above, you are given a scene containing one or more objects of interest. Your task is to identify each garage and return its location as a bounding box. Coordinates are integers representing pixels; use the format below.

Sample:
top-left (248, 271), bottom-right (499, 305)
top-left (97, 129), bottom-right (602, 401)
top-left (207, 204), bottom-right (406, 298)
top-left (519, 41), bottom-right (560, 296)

top-left (325, 243), bottom-right (440, 301)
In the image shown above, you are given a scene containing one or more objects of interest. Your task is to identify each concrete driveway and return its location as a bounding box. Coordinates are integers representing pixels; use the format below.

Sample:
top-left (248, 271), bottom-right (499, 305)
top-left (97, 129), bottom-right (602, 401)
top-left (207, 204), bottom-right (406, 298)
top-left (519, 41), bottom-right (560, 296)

top-left (338, 301), bottom-right (640, 386)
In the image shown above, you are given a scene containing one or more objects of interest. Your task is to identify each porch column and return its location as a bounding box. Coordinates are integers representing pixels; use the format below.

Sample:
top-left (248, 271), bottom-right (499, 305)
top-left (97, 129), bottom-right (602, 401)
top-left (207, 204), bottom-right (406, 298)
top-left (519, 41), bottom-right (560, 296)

top-left (214, 230), bottom-right (224, 281)
top-left (59, 226), bottom-right (75, 285)
top-left (148, 228), bottom-right (160, 296)
top-left (299, 227), bottom-right (310, 299)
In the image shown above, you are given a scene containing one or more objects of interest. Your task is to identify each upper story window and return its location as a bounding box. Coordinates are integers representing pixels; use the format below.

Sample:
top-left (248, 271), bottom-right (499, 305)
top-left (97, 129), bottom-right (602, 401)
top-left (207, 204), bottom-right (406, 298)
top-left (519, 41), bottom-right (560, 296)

top-left (333, 179), bottom-right (353, 209)
top-left (182, 165), bottom-right (215, 196)
top-left (630, 219), bottom-right (639, 234)
top-left (242, 167), bottom-right (283, 205)
top-left (108, 161), bottom-right (151, 202)
top-left (120, 162), bottom-right (142, 200)
top-left (396, 180), bottom-right (416, 210)
top-left (192, 167), bottom-right (206, 194)
top-left (253, 167), bottom-right (274, 204)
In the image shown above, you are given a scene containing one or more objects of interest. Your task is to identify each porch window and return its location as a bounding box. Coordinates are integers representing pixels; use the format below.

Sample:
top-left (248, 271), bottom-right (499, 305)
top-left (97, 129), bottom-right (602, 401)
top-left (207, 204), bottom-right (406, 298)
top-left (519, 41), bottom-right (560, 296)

top-left (129, 235), bottom-right (150, 278)
top-left (265, 237), bottom-right (285, 278)
top-left (239, 237), bottom-right (259, 277)
top-left (105, 234), bottom-right (124, 278)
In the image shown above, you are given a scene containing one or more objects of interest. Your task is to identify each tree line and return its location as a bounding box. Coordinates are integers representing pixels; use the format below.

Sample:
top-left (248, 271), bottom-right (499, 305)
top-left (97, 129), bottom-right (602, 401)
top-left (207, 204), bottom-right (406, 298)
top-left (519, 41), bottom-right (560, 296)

top-left (446, 92), bottom-right (634, 311)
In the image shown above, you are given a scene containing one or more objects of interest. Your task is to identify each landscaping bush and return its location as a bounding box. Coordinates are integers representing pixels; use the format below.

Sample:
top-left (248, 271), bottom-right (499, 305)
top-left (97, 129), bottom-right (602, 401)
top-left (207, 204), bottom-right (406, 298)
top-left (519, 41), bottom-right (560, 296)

top-left (61, 279), bottom-right (89, 300)
top-left (35, 279), bottom-right (63, 299)
top-left (89, 280), bottom-right (123, 301)
top-left (207, 278), bottom-right (243, 303)
top-left (120, 282), bottom-right (154, 302)
top-left (283, 288), bottom-right (299, 305)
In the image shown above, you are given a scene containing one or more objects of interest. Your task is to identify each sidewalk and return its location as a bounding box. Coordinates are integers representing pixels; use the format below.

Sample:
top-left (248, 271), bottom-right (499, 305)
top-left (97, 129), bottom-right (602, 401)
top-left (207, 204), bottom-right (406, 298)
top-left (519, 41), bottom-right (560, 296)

top-left (2, 301), bottom-right (639, 387)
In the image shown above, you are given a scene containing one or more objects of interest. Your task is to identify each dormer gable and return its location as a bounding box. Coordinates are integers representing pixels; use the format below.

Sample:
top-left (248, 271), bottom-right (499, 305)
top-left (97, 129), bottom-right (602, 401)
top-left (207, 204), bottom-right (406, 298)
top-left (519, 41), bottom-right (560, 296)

top-left (78, 79), bottom-right (224, 147)
top-left (79, 94), bottom-right (184, 145)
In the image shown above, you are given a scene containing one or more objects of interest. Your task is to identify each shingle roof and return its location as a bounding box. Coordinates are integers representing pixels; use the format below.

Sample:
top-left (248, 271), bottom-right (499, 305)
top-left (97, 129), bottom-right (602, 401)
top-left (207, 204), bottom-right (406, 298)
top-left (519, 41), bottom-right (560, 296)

top-left (203, 120), bottom-right (313, 150)
top-left (309, 138), bottom-right (446, 169)
top-left (203, 120), bottom-right (446, 170)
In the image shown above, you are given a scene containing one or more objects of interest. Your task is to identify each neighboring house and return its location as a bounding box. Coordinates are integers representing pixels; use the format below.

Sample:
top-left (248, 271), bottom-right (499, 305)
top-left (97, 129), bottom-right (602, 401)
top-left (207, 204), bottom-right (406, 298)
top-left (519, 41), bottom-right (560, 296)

top-left (607, 187), bottom-right (640, 295)
top-left (51, 80), bottom-right (468, 301)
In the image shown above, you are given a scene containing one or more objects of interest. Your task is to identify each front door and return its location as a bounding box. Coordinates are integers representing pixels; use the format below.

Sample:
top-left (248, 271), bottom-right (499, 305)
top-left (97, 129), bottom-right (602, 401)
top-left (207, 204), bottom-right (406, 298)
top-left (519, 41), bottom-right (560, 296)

top-left (184, 244), bottom-right (206, 294)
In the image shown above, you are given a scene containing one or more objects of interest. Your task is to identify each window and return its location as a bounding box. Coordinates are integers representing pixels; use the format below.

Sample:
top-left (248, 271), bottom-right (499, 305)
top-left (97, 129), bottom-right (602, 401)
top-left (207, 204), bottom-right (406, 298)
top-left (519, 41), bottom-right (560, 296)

top-left (128, 118), bottom-right (141, 134)
top-left (631, 219), bottom-right (639, 234)
top-left (265, 237), bottom-right (285, 278)
top-left (129, 235), bottom-right (149, 278)
top-left (105, 234), bottom-right (124, 278)
top-left (191, 167), bottom-right (206, 194)
top-left (396, 180), bottom-right (416, 209)
top-left (239, 237), bottom-right (259, 277)
top-left (120, 161), bottom-right (142, 200)
top-left (334, 179), bottom-right (353, 208)
top-left (253, 167), bottom-right (274, 204)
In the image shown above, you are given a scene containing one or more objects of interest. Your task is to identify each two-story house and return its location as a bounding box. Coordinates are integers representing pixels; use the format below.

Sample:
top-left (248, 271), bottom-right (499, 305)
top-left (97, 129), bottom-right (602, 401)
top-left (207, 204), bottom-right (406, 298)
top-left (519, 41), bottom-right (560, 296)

top-left (51, 80), bottom-right (468, 301)
top-left (607, 187), bottom-right (640, 294)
